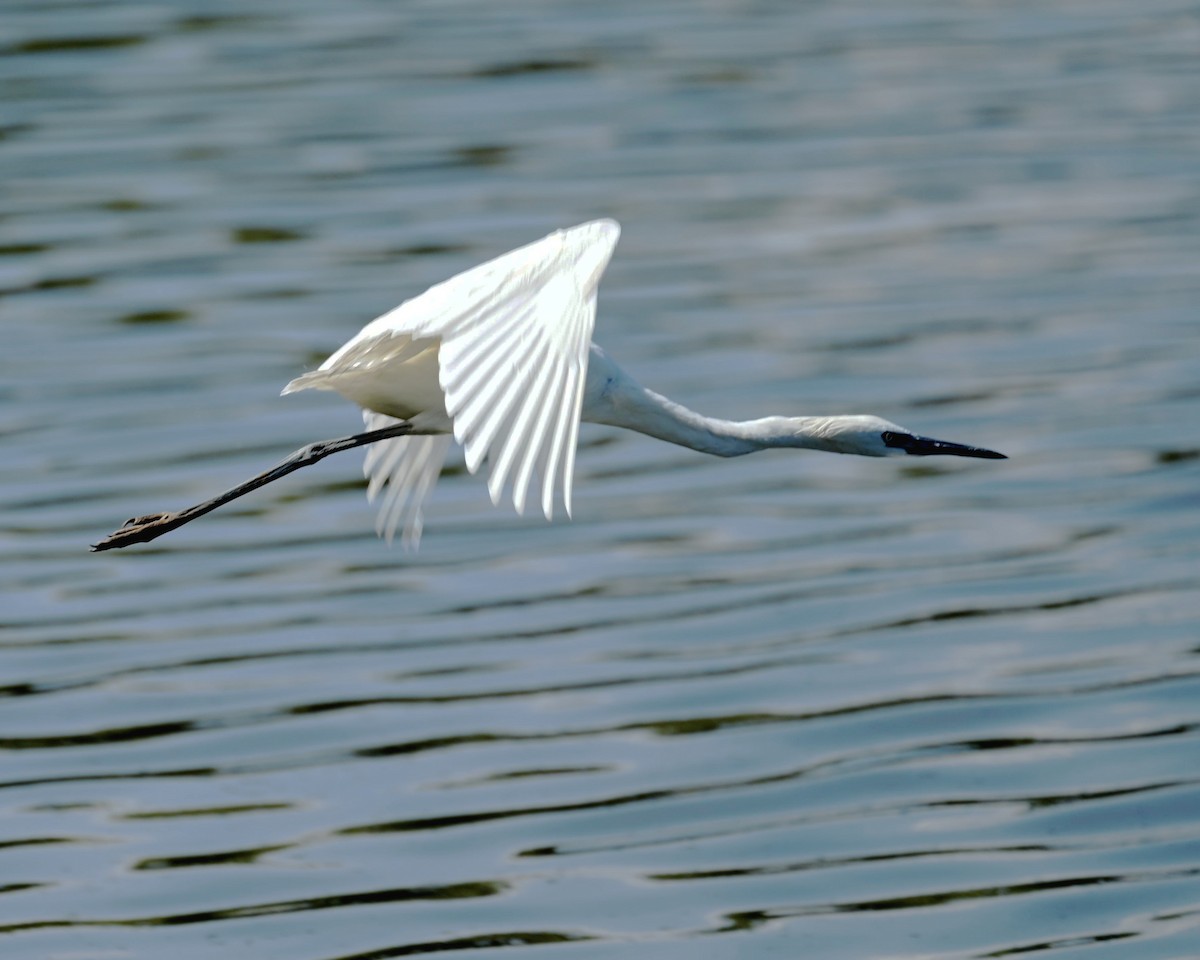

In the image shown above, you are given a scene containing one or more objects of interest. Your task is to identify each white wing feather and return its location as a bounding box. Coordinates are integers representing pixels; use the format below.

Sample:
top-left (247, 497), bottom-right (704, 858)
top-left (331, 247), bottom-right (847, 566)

top-left (309, 219), bottom-right (620, 530)
top-left (283, 220), bottom-right (619, 541)
top-left (361, 411), bottom-right (451, 549)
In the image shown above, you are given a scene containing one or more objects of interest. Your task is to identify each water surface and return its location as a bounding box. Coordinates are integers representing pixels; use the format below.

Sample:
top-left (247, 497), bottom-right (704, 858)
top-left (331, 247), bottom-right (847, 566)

top-left (2, 2), bottom-right (1199, 958)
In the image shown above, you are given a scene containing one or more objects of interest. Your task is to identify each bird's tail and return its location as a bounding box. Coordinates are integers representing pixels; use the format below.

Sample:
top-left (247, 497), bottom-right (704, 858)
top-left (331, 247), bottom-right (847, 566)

top-left (281, 370), bottom-right (336, 395)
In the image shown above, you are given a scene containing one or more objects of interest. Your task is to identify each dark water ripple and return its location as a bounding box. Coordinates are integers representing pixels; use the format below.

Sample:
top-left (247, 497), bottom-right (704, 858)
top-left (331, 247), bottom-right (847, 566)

top-left (3, 1), bottom-right (1200, 958)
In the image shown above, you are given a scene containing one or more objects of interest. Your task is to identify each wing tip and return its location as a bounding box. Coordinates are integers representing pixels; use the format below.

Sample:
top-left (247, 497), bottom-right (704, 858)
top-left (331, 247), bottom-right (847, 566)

top-left (568, 216), bottom-right (620, 254)
top-left (584, 218), bottom-right (620, 245)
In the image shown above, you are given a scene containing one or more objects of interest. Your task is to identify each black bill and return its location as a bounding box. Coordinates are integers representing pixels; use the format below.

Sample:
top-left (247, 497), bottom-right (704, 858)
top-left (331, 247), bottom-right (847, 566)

top-left (882, 430), bottom-right (1006, 459)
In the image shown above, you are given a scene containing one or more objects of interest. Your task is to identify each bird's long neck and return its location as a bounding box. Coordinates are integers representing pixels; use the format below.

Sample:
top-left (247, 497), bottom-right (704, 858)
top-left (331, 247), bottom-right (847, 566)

top-left (635, 388), bottom-right (808, 456)
top-left (582, 353), bottom-right (839, 457)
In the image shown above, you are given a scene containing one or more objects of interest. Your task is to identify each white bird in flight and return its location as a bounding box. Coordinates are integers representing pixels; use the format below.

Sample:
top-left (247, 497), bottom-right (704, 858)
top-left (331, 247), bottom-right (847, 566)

top-left (283, 219), bottom-right (1004, 547)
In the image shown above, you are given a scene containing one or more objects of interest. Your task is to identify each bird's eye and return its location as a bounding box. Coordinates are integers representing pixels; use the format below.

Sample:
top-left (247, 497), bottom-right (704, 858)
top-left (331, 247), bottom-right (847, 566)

top-left (881, 431), bottom-right (914, 452)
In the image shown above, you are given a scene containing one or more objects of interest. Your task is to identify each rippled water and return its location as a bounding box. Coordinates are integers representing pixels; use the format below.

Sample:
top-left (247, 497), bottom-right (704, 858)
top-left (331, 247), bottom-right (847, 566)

top-left (3, 2), bottom-right (1200, 958)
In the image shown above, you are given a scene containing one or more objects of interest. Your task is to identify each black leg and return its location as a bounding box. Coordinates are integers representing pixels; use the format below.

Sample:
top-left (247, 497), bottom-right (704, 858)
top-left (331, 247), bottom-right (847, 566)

top-left (91, 421), bottom-right (415, 552)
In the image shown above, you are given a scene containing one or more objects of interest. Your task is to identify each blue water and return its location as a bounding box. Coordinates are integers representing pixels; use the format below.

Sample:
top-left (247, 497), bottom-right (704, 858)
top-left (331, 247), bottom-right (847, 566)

top-left (2, 2), bottom-right (1199, 958)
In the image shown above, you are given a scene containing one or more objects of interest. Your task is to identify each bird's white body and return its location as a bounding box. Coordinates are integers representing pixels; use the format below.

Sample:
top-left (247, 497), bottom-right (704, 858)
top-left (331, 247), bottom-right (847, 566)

top-left (284, 219), bottom-right (1002, 546)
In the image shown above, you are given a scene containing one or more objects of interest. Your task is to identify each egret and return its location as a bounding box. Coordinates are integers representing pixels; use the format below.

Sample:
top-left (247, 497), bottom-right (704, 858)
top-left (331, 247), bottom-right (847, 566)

top-left (278, 219), bottom-right (1004, 548)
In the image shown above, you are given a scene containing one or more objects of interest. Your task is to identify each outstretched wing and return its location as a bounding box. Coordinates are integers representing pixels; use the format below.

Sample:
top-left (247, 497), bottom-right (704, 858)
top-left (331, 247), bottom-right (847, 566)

top-left (318, 219), bottom-right (620, 522)
top-left (361, 411), bottom-right (451, 549)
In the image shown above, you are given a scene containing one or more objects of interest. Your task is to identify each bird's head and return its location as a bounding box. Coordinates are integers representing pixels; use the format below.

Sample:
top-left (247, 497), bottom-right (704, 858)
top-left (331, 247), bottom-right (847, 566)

top-left (791, 415), bottom-right (1007, 459)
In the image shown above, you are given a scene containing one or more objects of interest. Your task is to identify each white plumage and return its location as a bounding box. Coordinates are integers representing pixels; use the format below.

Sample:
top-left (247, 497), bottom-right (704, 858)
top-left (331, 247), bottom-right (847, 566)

top-left (284, 219), bottom-right (1003, 547)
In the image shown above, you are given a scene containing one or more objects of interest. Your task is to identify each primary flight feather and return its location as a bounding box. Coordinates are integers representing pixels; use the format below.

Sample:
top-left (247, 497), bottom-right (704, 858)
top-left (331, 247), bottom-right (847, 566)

top-left (283, 219), bottom-right (1004, 547)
